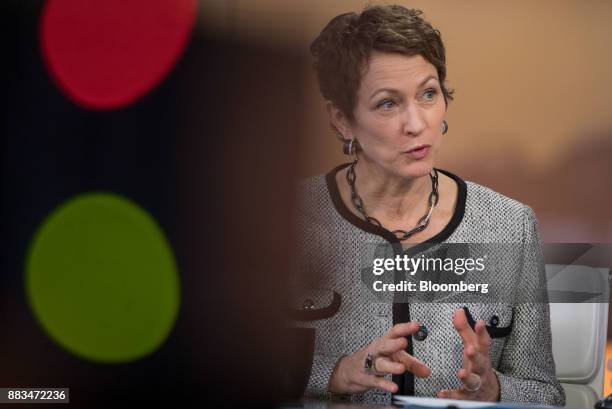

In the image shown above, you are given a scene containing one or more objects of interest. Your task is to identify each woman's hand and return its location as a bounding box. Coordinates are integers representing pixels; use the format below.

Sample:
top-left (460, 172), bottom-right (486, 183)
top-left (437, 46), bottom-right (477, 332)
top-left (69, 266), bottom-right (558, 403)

top-left (328, 322), bottom-right (431, 394)
top-left (437, 308), bottom-right (500, 401)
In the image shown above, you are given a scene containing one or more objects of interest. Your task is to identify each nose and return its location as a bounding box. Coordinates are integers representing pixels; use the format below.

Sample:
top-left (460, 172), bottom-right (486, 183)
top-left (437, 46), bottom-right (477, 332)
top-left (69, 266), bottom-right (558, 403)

top-left (401, 103), bottom-right (426, 136)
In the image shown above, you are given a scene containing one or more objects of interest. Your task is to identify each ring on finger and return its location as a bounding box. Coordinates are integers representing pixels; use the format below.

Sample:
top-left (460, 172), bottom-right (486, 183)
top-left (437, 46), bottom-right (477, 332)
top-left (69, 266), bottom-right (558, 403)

top-left (464, 373), bottom-right (482, 392)
top-left (364, 353), bottom-right (386, 376)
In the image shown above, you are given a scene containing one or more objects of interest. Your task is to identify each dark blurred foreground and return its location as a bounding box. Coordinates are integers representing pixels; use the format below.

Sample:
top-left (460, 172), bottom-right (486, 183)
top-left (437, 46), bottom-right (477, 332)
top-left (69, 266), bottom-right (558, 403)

top-left (2, 1), bottom-right (308, 407)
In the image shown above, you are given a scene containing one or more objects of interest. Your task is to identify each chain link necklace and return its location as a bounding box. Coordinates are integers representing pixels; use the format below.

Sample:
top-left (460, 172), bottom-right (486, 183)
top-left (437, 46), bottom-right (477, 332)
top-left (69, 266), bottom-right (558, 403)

top-left (346, 158), bottom-right (439, 241)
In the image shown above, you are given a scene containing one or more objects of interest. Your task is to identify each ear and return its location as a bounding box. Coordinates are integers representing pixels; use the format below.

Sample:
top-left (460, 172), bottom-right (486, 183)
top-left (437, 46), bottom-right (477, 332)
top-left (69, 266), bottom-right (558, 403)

top-left (326, 101), bottom-right (352, 139)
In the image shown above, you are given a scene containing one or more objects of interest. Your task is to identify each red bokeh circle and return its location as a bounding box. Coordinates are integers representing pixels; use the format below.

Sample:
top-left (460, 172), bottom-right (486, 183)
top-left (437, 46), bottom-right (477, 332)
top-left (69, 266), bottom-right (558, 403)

top-left (40, 0), bottom-right (197, 110)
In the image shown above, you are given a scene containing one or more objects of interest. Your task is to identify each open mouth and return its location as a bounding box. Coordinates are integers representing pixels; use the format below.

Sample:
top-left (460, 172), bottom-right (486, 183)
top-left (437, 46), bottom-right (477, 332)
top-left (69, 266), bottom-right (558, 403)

top-left (404, 145), bottom-right (431, 159)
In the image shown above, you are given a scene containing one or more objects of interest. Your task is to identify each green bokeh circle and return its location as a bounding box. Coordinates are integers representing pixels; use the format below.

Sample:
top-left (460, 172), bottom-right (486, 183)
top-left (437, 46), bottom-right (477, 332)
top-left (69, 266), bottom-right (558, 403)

top-left (25, 193), bottom-right (180, 363)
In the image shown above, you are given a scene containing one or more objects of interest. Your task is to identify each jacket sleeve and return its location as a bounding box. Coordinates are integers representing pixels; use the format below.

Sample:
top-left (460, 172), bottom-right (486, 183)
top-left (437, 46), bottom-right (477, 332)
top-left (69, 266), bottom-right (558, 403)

top-left (302, 353), bottom-right (342, 399)
top-left (288, 290), bottom-right (347, 400)
top-left (493, 206), bottom-right (565, 406)
top-left (289, 209), bottom-right (346, 400)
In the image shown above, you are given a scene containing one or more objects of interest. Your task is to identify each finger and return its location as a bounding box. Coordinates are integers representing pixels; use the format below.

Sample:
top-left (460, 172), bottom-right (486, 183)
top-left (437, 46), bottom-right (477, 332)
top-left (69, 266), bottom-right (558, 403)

top-left (373, 377), bottom-right (399, 393)
top-left (393, 350), bottom-right (431, 378)
top-left (438, 389), bottom-right (470, 400)
top-left (474, 319), bottom-right (492, 351)
top-left (452, 308), bottom-right (477, 346)
top-left (463, 344), bottom-right (487, 375)
top-left (374, 356), bottom-right (406, 375)
top-left (375, 337), bottom-right (408, 356)
top-left (386, 322), bottom-right (421, 339)
top-left (354, 372), bottom-right (398, 393)
top-left (458, 368), bottom-right (482, 391)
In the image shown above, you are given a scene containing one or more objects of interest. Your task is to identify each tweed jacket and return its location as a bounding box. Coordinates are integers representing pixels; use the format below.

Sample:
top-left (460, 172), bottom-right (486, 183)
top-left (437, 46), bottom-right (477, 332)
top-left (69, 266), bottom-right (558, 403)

top-left (291, 164), bottom-right (565, 406)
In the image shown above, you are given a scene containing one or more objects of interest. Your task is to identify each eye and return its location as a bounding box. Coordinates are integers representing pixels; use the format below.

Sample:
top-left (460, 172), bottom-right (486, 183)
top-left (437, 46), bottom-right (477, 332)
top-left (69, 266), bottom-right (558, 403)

top-left (376, 99), bottom-right (397, 110)
top-left (422, 88), bottom-right (438, 101)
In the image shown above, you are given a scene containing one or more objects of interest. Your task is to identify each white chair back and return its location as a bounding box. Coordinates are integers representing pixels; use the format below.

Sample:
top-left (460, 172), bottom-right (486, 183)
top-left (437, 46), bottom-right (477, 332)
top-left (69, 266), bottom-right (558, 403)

top-left (547, 264), bottom-right (609, 409)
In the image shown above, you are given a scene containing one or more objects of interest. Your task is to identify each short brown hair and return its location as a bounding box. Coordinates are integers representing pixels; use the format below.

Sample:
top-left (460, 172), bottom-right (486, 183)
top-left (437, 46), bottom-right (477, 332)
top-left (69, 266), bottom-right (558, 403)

top-left (311, 4), bottom-right (453, 122)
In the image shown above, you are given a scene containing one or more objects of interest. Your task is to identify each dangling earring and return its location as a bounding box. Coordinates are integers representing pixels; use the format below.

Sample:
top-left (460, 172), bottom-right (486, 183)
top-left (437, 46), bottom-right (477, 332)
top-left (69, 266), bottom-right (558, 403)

top-left (342, 139), bottom-right (358, 155)
top-left (442, 120), bottom-right (449, 135)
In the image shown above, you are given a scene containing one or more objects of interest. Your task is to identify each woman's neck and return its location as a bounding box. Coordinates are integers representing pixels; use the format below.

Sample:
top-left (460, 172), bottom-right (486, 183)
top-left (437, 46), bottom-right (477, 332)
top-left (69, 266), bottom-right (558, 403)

top-left (351, 156), bottom-right (431, 221)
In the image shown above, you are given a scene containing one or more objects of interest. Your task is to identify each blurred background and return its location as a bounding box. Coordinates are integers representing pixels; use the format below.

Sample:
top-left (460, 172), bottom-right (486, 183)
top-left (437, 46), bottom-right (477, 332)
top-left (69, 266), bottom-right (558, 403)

top-left (199, 0), bottom-right (612, 244)
top-left (2, 0), bottom-right (612, 405)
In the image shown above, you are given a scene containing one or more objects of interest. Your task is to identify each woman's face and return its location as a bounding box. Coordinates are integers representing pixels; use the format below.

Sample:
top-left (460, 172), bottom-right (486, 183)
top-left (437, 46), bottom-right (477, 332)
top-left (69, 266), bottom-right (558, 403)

top-left (342, 52), bottom-right (446, 179)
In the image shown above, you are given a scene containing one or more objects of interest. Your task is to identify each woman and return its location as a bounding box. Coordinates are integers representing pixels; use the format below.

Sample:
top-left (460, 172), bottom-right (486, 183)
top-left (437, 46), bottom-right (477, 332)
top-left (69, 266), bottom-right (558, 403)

top-left (292, 4), bottom-right (565, 406)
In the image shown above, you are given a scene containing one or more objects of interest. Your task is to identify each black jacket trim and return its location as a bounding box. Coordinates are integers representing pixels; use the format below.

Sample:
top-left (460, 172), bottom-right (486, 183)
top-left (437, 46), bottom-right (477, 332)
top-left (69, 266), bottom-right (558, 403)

top-left (287, 291), bottom-right (342, 321)
top-left (462, 306), bottom-right (514, 338)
